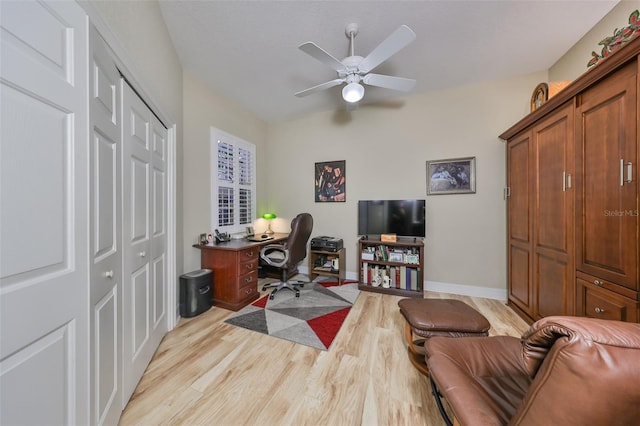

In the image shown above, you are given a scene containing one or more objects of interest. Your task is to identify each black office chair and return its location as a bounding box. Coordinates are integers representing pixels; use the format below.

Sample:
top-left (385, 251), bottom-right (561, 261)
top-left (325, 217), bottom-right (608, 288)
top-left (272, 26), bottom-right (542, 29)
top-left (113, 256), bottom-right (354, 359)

top-left (259, 213), bottom-right (313, 299)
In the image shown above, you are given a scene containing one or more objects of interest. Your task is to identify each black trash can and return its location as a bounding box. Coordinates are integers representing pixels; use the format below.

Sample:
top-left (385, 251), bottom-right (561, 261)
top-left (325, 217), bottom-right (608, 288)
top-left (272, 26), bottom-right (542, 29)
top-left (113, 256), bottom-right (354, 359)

top-left (179, 269), bottom-right (213, 318)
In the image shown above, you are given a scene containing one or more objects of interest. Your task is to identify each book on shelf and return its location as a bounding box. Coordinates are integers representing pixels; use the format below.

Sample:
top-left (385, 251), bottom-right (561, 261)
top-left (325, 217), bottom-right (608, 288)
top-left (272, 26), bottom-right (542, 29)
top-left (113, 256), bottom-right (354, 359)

top-left (410, 268), bottom-right (418, 291)
top-left (399, 266), bottom-right (406, 289)
top-left (361, 260), bottom-right (422, 292)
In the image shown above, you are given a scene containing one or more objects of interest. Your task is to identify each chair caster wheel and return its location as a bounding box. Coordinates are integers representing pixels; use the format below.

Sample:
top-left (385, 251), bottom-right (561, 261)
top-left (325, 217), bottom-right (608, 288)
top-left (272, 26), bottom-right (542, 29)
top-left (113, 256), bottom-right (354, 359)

top-left (269, 295), bottom-right (274, 300)
top-left (295, 293), bottom-right (300, 298)
top-left (299, 283), bottom-right (304, 288)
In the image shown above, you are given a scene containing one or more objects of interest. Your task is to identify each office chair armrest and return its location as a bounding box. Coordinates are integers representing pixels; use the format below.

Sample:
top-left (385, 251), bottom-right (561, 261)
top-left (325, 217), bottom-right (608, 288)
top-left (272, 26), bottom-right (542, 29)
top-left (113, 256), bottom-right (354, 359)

top-left (260, 244), bottom-right (290, 268)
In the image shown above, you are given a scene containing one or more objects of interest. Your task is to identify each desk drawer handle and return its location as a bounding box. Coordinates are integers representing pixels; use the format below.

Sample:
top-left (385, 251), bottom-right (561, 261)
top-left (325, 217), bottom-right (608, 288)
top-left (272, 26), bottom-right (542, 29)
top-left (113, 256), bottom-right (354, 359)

top-left (594, 307), bottom-right (605, 314)
top-left (593, 280), bottom-right (603, 286)
top-left (245, 263), bottom-right (254, 270)
top-left (245, 251), bottom-right (255, 257)
top-left (245, 287), bottom-right (254, 295)
top-left (244, 276), bottom-right (254, 283)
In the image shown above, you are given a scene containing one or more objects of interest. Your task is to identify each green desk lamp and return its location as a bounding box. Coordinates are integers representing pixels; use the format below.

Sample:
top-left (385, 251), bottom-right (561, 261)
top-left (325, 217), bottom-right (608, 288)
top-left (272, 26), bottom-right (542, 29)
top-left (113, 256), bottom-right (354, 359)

top-left (263, 213), bottom-right (276, 234)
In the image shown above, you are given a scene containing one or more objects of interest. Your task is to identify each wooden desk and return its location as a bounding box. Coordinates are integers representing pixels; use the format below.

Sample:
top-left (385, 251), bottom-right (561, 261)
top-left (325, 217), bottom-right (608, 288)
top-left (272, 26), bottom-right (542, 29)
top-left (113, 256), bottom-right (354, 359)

top-left (193, 233), bottom-right (288, 311)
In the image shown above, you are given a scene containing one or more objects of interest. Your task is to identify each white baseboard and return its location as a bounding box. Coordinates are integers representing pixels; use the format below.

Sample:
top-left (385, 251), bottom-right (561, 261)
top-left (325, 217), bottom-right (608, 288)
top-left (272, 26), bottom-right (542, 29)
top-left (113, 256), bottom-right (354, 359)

top-left (425, 280), bottom-right (507, 301)
top-left (298, 266), bottom-right (506, 300)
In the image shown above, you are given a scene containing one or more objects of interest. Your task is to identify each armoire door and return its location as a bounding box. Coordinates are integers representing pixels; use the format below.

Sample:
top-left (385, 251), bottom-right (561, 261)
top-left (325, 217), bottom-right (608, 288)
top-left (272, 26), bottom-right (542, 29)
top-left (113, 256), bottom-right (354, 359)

top-left (507, 130), bottom-right (534, 318)
top-left (532, 102), bottom-right (575, 318)
top-left (121, 80), bottom-right (168, 403)
top-left (0, 1), bottom-right (90, 424)
top-left (89, 23), bottom-right (123, 425)
top-left (576, 62), bottom-right (638, 290)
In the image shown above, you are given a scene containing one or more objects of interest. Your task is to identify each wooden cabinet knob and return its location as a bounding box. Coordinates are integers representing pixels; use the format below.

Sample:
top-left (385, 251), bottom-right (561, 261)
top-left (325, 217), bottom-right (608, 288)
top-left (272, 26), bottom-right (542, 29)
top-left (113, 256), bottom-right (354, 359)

top-left (595, 307), bottom-right (605, 314)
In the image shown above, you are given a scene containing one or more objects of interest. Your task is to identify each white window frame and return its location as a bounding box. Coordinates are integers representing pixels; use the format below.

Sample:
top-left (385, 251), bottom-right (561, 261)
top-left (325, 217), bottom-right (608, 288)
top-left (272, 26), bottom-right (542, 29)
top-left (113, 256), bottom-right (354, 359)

top-left (210, 127), bottom-right (256, 234)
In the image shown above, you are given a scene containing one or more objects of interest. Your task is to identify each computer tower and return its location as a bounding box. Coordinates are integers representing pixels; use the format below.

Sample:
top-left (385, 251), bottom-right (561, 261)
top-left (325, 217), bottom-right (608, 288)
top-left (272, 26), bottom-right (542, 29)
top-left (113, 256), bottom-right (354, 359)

top-left (179, 269), bottom-right (213, 318)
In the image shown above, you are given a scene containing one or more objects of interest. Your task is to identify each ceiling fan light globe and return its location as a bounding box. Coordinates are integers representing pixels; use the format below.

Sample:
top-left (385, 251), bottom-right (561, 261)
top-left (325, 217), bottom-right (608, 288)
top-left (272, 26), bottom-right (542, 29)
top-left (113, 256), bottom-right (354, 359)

top-left (342, 82), bottom-right (364, 103)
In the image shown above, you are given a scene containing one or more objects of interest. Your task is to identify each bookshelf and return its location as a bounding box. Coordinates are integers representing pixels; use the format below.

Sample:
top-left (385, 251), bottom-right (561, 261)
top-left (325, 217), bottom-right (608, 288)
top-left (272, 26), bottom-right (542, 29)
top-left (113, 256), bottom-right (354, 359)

top-left (358, 237), bottom-right (424, 297)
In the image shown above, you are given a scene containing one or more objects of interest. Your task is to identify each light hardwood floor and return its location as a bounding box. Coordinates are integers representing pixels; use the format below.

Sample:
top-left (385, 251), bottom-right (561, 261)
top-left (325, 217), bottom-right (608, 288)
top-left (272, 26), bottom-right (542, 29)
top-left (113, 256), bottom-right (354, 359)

top-left (119, 280), bottom-right (529, 426)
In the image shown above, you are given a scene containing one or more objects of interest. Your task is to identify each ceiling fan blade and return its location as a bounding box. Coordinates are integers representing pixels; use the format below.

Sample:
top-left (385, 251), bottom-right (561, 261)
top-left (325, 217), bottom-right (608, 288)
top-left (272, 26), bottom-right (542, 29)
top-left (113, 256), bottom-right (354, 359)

top-left (295, 78), bottom-right (345, 97)
top-left (363, 73), bottom-right (416, 92)
top-left (358, 25), bottom-right (416, 74)
top-left (299, 42), bottom-right (348, 73)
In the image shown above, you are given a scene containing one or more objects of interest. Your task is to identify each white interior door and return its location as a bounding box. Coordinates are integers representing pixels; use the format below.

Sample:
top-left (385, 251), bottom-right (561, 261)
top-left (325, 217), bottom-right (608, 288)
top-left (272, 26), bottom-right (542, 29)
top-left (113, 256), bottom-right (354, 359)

top-left (0, 1), bottom-right (90, 424)
top-left (89, 23), bottom-right (123, 426)
top-left (121, 80), bottom-right (168, 403)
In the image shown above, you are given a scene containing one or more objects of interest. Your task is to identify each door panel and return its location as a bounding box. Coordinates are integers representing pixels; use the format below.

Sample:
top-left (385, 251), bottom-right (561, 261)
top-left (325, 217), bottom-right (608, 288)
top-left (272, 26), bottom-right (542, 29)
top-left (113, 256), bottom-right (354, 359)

top-left (0, 1), bottom-right (89, 424)
top-left (151, 118), bottom-right (167, 328)
top-left (507, 131), bottom-right (534, 317)
top-left (89, 23), bottom-right (122, 426)
top-left (533, 103), bottom-right (575, 318)
top-left (122, 81), bottom-right (168, 404)
top-left (537, 255), bottom-right (569, 317)
top-left (576, 64), bottom-right (637, 290)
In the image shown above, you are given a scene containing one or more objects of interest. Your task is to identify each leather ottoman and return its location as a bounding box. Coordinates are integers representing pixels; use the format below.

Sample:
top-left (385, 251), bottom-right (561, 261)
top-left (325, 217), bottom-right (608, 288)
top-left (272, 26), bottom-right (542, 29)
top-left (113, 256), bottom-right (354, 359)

top-left (398, 298), bottom-right (490, 375)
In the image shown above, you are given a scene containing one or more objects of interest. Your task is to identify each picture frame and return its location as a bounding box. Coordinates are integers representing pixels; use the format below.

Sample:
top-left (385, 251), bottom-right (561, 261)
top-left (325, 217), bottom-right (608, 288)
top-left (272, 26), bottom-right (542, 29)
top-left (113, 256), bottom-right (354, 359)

top-left (426, 157), bottom-right (476, 195)
top-left (315, 160), bottom-right (346, 202)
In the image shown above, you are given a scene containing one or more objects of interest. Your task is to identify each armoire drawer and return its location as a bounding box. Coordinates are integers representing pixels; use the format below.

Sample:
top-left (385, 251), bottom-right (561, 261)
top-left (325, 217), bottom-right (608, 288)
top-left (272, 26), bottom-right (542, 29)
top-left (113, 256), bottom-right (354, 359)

top-left (576, 276), bottom-right (639, 322)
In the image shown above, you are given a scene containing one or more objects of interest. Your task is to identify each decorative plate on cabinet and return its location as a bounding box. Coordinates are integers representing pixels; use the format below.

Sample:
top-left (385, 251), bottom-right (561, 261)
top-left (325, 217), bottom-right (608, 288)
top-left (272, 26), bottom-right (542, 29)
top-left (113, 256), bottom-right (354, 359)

top-left (530, 82), bottom-right (549, 111)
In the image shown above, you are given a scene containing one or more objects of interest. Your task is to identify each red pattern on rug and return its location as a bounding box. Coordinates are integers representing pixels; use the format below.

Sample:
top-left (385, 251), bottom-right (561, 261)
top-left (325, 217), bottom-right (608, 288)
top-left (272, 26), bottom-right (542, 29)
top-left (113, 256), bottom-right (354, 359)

top-left (307, 307), bottom-right (352, 348)
top-left (252, 295), bottom-right (269, 308)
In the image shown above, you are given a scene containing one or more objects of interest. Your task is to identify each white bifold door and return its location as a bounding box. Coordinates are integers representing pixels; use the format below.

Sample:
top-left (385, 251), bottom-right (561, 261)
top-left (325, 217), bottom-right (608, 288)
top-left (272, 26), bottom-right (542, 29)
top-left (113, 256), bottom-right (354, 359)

top-left (0, 1), bottom-right (90, 424)
top-left (88, 31), bottom-right (170, 424)
top-left (121, 80), bottom-right (168, 404)
top-left (89, 23), bottom-right (123, 426)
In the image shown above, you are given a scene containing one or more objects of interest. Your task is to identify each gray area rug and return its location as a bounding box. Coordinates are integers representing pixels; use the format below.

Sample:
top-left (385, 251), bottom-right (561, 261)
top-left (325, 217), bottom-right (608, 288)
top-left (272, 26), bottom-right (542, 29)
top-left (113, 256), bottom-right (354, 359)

top-left (224, 281), bottom-right (359, 350)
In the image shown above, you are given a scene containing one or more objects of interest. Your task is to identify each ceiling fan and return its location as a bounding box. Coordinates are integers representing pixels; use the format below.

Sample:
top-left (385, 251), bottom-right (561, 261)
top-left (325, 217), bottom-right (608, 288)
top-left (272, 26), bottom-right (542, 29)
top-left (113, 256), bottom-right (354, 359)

top-left (295, 23), bottom-right (417, 103)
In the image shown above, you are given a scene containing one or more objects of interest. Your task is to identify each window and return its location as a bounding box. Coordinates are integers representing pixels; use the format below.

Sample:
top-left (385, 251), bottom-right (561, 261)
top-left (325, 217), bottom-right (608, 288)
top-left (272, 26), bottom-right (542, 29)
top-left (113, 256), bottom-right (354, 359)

top-left (211, 128), bottom-right (256, 233)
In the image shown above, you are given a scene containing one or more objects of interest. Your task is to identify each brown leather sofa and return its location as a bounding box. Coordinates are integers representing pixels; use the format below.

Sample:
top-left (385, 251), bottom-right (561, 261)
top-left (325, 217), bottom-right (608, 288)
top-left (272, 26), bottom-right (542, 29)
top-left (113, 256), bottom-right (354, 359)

top-left (425, 316), bottom-right (640, 426)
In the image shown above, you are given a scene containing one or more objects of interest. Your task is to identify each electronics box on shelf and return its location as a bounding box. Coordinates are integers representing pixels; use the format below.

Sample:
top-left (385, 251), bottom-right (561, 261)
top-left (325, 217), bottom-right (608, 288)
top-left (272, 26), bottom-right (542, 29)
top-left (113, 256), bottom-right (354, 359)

top-left (310, 236), bottom-right (343, 252)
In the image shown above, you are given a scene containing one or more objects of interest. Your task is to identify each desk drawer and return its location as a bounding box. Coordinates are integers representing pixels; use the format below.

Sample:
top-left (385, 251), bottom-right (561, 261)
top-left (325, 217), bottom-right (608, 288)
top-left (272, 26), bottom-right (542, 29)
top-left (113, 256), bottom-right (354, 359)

top-left (237, 257), bottom-right (258, 275)
top-left (239, 247), bottom-right (259, 262)
top-left (237, 270), bottom-right (258, 300)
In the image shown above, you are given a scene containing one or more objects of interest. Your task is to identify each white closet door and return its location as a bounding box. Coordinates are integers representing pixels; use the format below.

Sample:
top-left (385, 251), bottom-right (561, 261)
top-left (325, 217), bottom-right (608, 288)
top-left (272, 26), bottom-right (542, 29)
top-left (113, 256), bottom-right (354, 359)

top-left (89, 23), bottom-right (123, 426)
top-left (0, 1), bottom-right (90, 425)
top-left (121, 80), bottom-right (168, 403)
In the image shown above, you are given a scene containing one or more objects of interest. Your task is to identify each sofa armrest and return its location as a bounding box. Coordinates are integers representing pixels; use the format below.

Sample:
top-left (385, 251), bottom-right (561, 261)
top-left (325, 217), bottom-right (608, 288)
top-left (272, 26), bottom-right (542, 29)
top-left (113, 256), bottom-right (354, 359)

top-left (512, 316), bottom-right (640, 425)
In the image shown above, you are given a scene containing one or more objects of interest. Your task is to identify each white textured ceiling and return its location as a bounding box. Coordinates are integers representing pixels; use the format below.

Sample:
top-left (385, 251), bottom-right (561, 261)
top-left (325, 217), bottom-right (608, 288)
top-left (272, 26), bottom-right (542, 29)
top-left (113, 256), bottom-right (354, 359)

top-left (158, 0), bottom-right (618, 123)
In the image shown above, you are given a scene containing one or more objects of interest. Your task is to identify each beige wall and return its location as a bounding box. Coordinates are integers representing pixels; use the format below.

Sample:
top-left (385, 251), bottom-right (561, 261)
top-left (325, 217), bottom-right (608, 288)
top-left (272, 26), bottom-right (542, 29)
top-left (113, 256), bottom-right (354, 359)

top-left (182, 72), bottom-right (269, 272)
top-left (551, 0), bottom-right (640, 81)
top-left (266, 71), bottom-right (546, 296)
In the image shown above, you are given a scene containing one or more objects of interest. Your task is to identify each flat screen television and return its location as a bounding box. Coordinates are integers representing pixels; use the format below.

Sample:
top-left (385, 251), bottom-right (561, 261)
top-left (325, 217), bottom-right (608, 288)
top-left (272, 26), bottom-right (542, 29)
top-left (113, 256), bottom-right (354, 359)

top-left (358, 199), bottom-right (426, 238)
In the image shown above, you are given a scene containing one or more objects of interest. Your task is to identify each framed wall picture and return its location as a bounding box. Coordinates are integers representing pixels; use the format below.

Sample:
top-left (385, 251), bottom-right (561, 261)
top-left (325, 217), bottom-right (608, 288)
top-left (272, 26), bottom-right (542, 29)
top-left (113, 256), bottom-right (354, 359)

top-left (426, 157), bottom-right (476, 195)
top-left (315, 160), bottom-right (346, 202)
